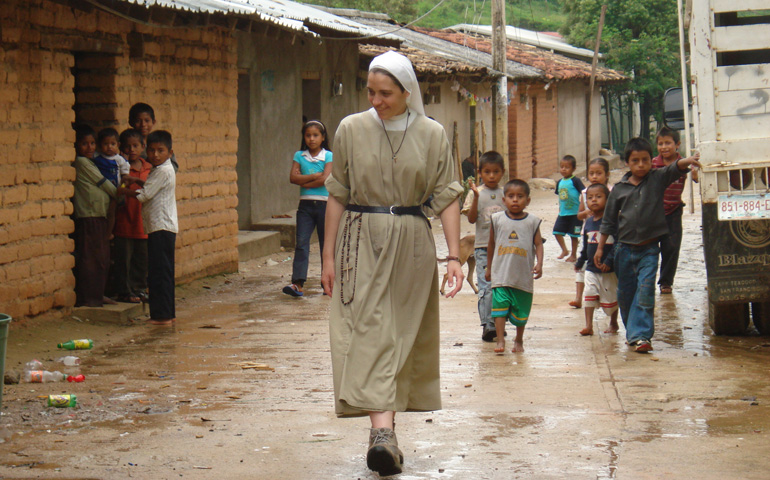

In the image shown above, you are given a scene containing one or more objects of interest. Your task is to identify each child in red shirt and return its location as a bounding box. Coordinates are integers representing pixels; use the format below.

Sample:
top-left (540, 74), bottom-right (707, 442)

top-left (112, 128), bottom-right (152, 303)
top-left (653, 126), bottom-right (698, 294)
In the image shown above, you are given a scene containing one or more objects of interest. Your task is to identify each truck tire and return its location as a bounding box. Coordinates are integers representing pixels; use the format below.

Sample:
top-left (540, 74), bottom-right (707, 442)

top-left (708, 302), bottom-right (750, 335)
top-left (751, 302), bottom-right (770, 336)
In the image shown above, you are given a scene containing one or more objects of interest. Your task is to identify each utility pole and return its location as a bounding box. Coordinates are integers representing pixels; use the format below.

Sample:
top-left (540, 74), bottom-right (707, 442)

top-left (585, 4), bottom-right (606, 171)
top-left (491, 0), bottom-right (508, 177)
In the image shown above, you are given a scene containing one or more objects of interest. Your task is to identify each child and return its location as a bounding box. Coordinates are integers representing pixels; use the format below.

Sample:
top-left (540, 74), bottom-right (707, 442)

top-left (653, 126), bottom-right (698, 294)
top-left (128, 102), bottom-right (179, 171)
top-left (283, 120), bottom-right (333, 297)
top-left (554, 155), bottom-right (585, 262)
top-left (575, 184), bottom-right (619, 336)
top-left (124, 130), bottom-right (178, 325)
top-left (570, 158), bottom-right (611, 308)
top-left (71, 125), bottom-right (128, 307)
top-left (461, 151), bottom-right (505, 341)
top-left (112, 128), bottom-right (151, 303)
top-left (595, 137), bottom-right (700, 352)
top-left (93, 128), bottom-right (130, 240)
top-left (485, 179), bottom-right (544, 353)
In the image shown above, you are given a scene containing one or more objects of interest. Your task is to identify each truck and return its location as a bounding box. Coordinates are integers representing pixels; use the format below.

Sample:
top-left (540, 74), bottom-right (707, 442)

top-left (685, 0), bottom-right (770, 334)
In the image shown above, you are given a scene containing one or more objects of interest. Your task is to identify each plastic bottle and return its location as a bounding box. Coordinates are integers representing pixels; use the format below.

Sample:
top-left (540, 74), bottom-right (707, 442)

top-left (57, 339), bottom-right (93, 350)
top-left (57, 356), bottom-right (81, 366)
top-left (67, 374), bottom-right (85, 383)
top-left (25, 370), bottom-right (66, 383)
top-left (47, 394), bottom-right (77, 408)
top-left (24, 359), bottom-right (44, 372)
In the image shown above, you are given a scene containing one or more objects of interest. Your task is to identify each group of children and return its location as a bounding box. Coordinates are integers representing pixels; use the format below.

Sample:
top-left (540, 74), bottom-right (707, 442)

top-left (72, 103), bottom-right (178, 325)
top-left (463, 126), bottom-right (700, 354)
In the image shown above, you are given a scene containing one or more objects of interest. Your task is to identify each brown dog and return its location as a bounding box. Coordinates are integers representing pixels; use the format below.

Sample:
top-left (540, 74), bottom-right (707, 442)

top-left (440, 234), bottom-right (478, 295)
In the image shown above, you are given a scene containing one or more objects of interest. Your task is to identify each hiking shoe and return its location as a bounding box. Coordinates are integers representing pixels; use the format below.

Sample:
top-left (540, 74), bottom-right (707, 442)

top-left (282, 284), bottom-right (303, 297)
top-left (367, 428), bottom-right (403, 476)
top-left (632, 339), bottom-right (653, 353)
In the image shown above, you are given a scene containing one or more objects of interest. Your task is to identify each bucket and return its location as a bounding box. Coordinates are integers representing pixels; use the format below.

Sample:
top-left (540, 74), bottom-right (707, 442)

top-left (0, 314), bottom-right (10, 410)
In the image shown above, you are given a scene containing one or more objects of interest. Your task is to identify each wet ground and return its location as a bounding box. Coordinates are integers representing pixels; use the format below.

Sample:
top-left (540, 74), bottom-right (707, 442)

top-left (2, 177), bottom-right (770, 479)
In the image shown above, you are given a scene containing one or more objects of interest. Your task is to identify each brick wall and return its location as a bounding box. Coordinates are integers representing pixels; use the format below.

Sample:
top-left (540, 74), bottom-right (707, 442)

top-left (507, 83), bottom-right (559, 181)
top-left (0, 0), bottom-right (239, 320)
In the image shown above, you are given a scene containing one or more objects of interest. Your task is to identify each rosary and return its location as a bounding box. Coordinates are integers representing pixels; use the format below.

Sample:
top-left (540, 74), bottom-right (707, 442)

top-left (380, 110), bottom-right (411, 162)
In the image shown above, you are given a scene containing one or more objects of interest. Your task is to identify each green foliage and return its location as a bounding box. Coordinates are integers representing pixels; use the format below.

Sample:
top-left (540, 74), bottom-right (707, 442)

top-left (305, 0), bottom-right (566, 31)
top-left (561, 0), bottom-right (681, 137)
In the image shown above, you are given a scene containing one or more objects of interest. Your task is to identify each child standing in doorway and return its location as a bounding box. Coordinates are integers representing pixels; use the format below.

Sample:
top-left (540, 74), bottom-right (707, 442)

top-left (124, 130), bottom-right (178, 325)
top-left (653, 126), bottom-right (698, 294)
top-left (72, 124), bottom-right (129, 307)
top-left (112, 128), bottom-right (151, 304)
top-left (596, 137), bottom-right (701, 352)
top-left (554, 155), bottom-right (585, 262)
top-left (575, 183), bottom-right (619, 336)
top-left (486, 179), bottom-right (544, 353)
top-left (283, 120), bottom-right (333, 297)
top-left (93, 127), bottom-right (130, 237)
top-left (570, 158), bottom-right (611, 309)
top-left (462, 151), bottom-right (505, 342)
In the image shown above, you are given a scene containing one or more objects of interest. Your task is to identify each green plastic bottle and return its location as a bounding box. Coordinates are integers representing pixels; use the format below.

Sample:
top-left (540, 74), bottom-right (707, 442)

top-left (47, 394), bottom-right (77, 408)
top-left (57, 339), bottom-right (93, 350)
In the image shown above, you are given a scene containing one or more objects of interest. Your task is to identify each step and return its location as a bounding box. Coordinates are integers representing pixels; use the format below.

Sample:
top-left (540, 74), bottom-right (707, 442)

top-left (250, 213), bottom-right (298, 248)
top-left (72, 302), bottom-right (145, 323)
top-left (238, 230), bottom-right (282, 262)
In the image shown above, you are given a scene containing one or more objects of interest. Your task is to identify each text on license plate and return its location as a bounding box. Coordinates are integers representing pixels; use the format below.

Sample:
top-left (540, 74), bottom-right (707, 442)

top-left (718, 194), bottom-right (770, 220)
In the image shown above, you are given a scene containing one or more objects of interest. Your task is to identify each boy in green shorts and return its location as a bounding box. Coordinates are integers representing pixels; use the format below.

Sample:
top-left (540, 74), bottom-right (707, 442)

top-left (485, 179), bottom-right (544, 353)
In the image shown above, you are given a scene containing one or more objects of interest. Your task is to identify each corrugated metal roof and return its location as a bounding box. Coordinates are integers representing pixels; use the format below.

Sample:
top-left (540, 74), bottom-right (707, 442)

top-left (449, 24), bottom-right (600, 61)
top-left (119, 0), bottom-right (401, 41)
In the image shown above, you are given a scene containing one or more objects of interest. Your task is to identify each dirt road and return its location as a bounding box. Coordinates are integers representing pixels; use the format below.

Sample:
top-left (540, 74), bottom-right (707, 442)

top-left (2, 183), bottom-right (770, 479)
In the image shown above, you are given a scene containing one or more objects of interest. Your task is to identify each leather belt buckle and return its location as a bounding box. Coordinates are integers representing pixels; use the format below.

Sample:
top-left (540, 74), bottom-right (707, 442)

top-left (389, 205), bottom-right (397, 215)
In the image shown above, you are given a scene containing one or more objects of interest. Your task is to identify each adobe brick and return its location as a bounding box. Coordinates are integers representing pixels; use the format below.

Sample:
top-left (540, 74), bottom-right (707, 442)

top-left (18, 279), bottom-right (44, 299)
top-left (29, 295), bottom-right (54, 316)
top-left (53, 182), bottom-right (74, 199)
top-left (5, 261), bottom-right (31, 281)
top-left (3, 185), bottom-right (27, 205)
top-left (54, 288), bottom-right (76, 308)
top-left (54, 217), bottom-right (74, 235)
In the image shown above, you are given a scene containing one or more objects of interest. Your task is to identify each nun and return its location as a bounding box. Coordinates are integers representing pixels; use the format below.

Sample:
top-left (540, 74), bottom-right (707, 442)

top-left (321, 51), bottom-right (464, 476)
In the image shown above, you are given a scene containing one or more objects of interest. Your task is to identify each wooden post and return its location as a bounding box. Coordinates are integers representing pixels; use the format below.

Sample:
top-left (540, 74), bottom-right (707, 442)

top-left (481, 120), bottom-right (487, 154)
top-left (491, 0), bottom-right (509, 179)
top-left (585, 4), bottom-right (607, 171)
top-left (453, 121), bottom-right (462, 181)
top-left (473, 122), bottom-right (481, 183)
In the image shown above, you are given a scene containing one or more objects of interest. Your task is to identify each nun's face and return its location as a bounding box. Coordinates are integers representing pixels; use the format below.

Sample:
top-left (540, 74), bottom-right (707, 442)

top-left (367, 71), bottom-right (410, 120)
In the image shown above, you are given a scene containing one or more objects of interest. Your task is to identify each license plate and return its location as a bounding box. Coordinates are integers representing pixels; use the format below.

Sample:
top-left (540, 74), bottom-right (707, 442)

top-left (718, 194), bottom-right (770, 220)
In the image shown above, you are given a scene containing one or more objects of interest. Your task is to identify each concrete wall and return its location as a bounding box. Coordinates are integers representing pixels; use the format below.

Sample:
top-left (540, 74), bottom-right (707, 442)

top-left (236, 33), bottom-right (359, 224)
top-left (557, 81), bottom-right (602, 170)
top-left (0, 0), bottom-right (240, 320)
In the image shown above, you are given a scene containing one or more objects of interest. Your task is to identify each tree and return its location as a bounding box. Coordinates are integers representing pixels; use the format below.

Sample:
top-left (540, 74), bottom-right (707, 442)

top-left (561, 0), bottom-right (681, 140)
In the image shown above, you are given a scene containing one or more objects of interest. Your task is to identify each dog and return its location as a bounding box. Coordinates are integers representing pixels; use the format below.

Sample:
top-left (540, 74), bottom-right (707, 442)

top-left (440, 234), bottom-right (478, 295)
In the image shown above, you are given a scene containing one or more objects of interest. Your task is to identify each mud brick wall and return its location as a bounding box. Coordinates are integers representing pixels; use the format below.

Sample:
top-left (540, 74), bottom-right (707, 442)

top-left (507, 83), bottom-right (558, 181)
top-left (0, 0), bottom-right (239, 320)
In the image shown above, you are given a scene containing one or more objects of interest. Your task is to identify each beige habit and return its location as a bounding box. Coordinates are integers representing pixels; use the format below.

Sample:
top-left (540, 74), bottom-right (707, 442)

top-left (325, 108), bottom-right (463, 417)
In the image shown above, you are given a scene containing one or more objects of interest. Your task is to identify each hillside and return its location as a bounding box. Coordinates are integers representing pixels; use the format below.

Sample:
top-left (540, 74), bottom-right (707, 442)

top-left (307, 0), bottom-right (566, 31)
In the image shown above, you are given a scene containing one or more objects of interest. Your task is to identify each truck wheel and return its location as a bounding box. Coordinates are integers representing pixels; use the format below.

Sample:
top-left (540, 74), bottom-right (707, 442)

top-left (751, 302), bottom-right (770, 336)
top-left (708, 302), bottom-right (750, 335)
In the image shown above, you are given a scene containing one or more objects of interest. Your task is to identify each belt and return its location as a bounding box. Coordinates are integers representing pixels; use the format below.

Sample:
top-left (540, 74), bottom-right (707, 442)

top-left (346, 204), bottom-right (424, 216)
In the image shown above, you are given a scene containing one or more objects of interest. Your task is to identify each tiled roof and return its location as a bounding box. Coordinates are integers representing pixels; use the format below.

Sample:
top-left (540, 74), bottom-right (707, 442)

top-left (420, 28), bottom-right (627, 83)
top-left (320, 7), bottom-right (541, 80)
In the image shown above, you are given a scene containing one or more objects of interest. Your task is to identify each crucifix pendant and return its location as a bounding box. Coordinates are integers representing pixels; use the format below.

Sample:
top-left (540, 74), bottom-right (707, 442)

top-left (392, 155), bottom-right (398, 162)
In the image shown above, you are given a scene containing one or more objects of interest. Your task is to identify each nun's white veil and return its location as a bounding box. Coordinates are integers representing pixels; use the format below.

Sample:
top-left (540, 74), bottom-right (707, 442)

top-left (368, 51), bottom-right (425, 116)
